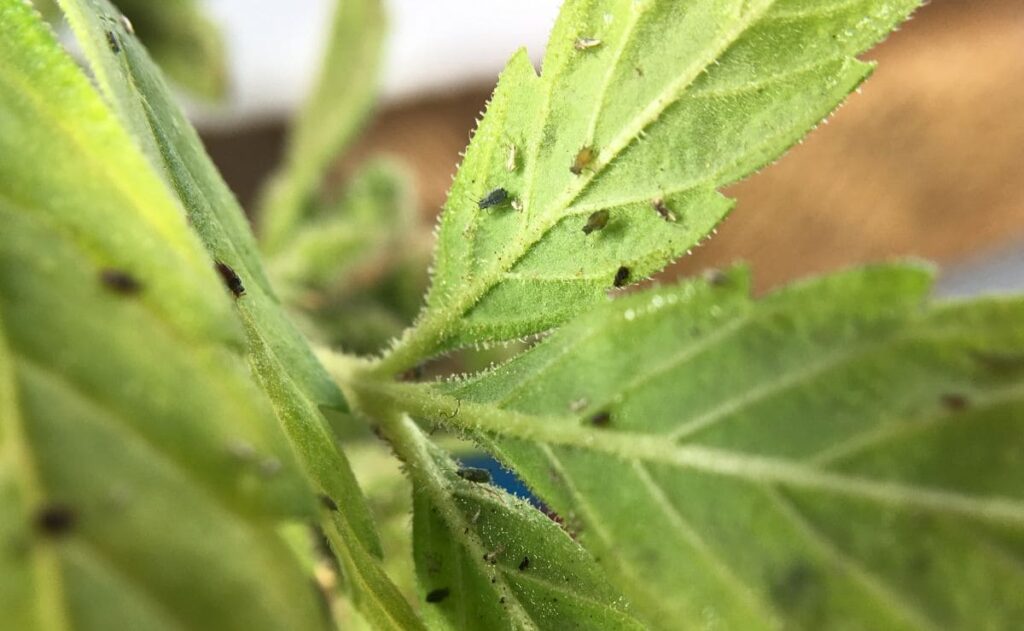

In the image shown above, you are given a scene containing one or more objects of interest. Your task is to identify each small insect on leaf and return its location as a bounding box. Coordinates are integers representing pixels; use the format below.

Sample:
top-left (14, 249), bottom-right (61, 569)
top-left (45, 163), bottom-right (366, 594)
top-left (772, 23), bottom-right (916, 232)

top-left (941, 393), bottom-right (970, 411)
top-left (214, 261), bottom-right (245, 297)
top-left (613, 266), bottom-right (630, 288)
top-left (34, 503), bottom-right (77, 537)
top-left (99, 268), bottom-right (142, 295)
top-left (506, 144), bottom-right (517, 172)
top-left (119, 14), bottom-right (135, 35)
top-left (426, 587), bottom-right (450, 603)
top-left (456, 467), bottom-right (492, 484)
top-left (106, 30), bottom-right (120, 53)
top-left (483, 545), bottom-right (505, 564)
top-left (518, 556), bottom-right (530, 571)
top-left (574, 37), bottom-right (602, 50)
top-left (318, 494), bottom-right (339, 512)
top-left (652, 197), bottom-right (677, 222)
top-left (570, 146), bottom-right (595, 175)
top-left (478, 187), bottom-right (509, 210)
top-left (582, 210), bottom-right (610, 235)
top-left (588, 411), bottom-right (612, 427)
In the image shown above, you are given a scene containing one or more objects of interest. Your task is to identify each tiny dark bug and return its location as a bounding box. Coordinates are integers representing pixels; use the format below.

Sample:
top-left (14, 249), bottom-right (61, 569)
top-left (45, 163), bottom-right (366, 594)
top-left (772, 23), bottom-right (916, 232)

top-left (582, 209), bottom-right (609, 235)
top-left (456, 467), bottom-right (492, 484)
top-left (570, 146), bottom-right (595, 175)
top-left (613, 266), bottom-right (630, 288)
top-left (215, 261), bottom-right (245, 297)
top-left (652, 197), bottom-right (677, 222)
top-left (518, 556), bottom-right (530, 571)
top-left (99, 268), bottom-right (142, 295)
top-left (34, 503), bottom-right (77, 537)
top-left (703, 268), bottom-right (729, 287)
top-left (588, 411), bottom-right (612, 427)
top-left (318, 494), bottom-right (339, 511)
top-left (478, 187), bottom-right (509, 210)
top-left (106, 30), bottom-right (120, 53)
top-left (426, 587), bottom-right (450, 603)
top-left (941, 393), bottom-right (969, 411)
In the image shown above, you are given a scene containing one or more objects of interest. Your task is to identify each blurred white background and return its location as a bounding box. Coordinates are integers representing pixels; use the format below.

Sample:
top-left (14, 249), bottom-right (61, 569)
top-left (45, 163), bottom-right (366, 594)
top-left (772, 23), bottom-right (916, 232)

top-left (196, 0), bottom-right (560, 125)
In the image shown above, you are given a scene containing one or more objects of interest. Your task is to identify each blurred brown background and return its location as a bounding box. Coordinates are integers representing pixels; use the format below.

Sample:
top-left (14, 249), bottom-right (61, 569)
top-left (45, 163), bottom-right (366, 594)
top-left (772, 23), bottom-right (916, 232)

top-left (204, 0), bottom-right (1024, 292)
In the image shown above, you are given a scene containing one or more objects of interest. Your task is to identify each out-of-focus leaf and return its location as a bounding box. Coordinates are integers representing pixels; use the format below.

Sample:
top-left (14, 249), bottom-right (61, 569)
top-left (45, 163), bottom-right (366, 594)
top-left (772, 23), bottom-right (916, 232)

top-left (260, 0), bottom-right (387, 252)
top-left (114, 0), bottom-right (227, 99)
top-left (51, 0), bottom-right (426, 625)
top-left (0, 3), bottom-right (329, 627)
top-left (270, 160), bottom-right (430, 356)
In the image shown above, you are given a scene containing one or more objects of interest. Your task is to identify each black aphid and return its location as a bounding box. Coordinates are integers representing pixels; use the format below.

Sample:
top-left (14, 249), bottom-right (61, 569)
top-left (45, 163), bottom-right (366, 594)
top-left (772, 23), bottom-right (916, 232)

top-left (426, 587), bottom-right (450, 603)
top-left (34, 503), bottom-right (77, 537)
top-left (588, 411), bottom-right (611, 427)
top-left (478, 187), bottom-right (509, 210)
top-left (106, 30), bottom-right (120, 53)
top-left (319, 494), bottom-right (339, 511)
top-left (571, 146), bottom-right (595, 175)
top-left (456, 467), bottom-right (491, 484)
top-left (704, 268), bottom-right (728, 287)
top-left (99, 268), bottom-right (142, 294)
top-left (941, 393), bottom-right (969, 411)
top-left (582, 210), bottom-right (609, 235)
top-left (652, 197), bottom-right (677, 222)
top-left (613, 266), bottom-right (630, 288)
top-left (518, 556), bottom-right (530, 571)
top-left (215, 261), bottom-right (245, 297)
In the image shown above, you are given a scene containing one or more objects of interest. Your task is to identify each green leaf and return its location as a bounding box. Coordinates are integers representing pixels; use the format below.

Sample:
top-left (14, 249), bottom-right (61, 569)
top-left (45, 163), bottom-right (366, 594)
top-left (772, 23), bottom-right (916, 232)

top-left (269, 160), bottom-right (416, 302)
top-left (366, 264), bottom-right (1024, 629)
top-left (43, 0), bottom-right (425, 625)
top-left (55, 0), bottom-right (391, 536)
top-left (381, 0), bottom-right (920, 371)
top-left (260, 0), bottom-right (387, 252)
top-left (112, 0), bottom-right (227, 99)
top-left (393, 416), bottom-right (643, 630)
top-left (0, 2), bottom-right (330, 627)
top-left (269, 160), bottom-right (430, 355)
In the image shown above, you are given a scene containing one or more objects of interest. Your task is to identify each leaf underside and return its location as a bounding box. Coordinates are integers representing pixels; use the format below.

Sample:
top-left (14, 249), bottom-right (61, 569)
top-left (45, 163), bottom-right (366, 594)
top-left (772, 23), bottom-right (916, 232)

top-left (398, 418), bottom-right (642, 630)
top-left (413, 0), bottom-right (919, 360)
top-left (433, 264), bottom-right (1024, 629)
top-left (52, 0), bottom-right (405, 601)
top-left (0, 2), bottom-right (327, 628)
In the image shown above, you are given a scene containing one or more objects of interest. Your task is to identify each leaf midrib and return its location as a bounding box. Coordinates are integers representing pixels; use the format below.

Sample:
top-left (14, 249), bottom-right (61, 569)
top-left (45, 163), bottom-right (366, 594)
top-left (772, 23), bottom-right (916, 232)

top-left (364, 380), bottom-right (1024, 528)
top-left (410, 0), bottom-right (780, 359)
top-left (398, 417), bottom-right (539, 630)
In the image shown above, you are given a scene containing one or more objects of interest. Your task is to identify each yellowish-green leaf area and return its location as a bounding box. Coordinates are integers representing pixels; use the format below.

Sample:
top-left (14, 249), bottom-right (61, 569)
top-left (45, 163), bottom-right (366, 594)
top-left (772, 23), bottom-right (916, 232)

top-left (418, 264), bottom-right (1024, 629)
top-left (391, 416), bottom-right (643, 630)
top-left (383, 0), bottom-right (919, 369)
top-left (0, 2), bottom-right (328, 629)
top-left (49, 5), bottom-right (415, 618)
top-left (260, 0), bottom-right (387, 252)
